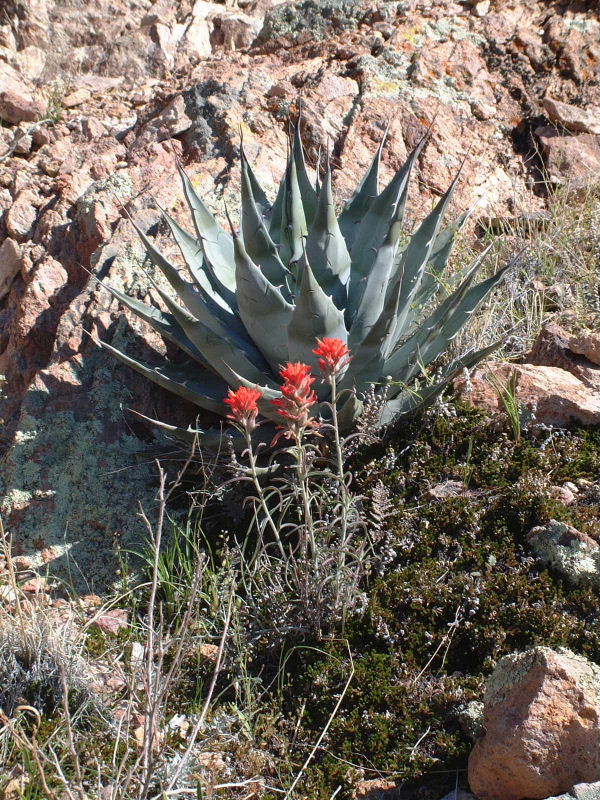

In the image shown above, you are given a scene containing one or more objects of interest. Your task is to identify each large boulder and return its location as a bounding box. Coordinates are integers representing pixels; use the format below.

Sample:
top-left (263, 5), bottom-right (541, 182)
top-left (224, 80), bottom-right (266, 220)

top-left (469, 647), bottom-right (600, 800)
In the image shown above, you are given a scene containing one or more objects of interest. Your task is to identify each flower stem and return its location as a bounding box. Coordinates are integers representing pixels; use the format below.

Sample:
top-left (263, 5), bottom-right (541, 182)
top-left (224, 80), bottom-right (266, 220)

top-left (244, 429), bottom-right (286, 560)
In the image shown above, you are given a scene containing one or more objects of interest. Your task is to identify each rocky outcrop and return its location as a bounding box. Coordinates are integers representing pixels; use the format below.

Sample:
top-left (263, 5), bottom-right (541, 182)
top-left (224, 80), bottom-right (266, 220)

top-left (469, 647), bottom-right (600, 800)
top-left (0, 0), bottom-right (598, 584)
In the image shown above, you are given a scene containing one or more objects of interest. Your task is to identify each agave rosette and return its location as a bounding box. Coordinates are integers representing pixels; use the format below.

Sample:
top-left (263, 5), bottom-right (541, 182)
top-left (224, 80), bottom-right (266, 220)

top-left (96, 122), bottom-right (509, 446)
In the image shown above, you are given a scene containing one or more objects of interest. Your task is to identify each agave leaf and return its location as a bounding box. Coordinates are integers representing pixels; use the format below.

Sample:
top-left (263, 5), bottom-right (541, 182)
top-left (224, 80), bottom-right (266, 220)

top-left (409, 208), bottom-right (474, 318)
top-left (138, 222), bottom-right (264, 366)
top-left (292, 115), bottom-right (318, 226)
top-left (240, 138), bottom-right (271, 220)
top-left (160, 209), bottom-right (238, 314)
top-left (287, 257), bottom-right (347, 390)
top-left (348, 213), bottom-right (403, 349)
top-left (133, 221), bottom-right (236, 329)
top-left (177, 164), bottom-right (236, 290)
top-left (305, 164), bottom-right (351, 308)
top-left (279, 156), bottom-right (308, 269)
top-left (131, 410), bottom-right (276, 452)
top-left (268, 173), bottom-right (286, 245)
top-left (338, 127), bottom-right (387, 249)
top-left (384, 245), bottom-right (492, 381)
top-left (389, 165), bottom-right (463, 340)
top-left (98, 280), bottom-right (209, 368)
top-left (380, 338), bottom-right (504, 424)
top-left (346, 137), bottom-right (425, 322)
top-left (149, 285), bottom-right (277, 388)
top-left (336, 392), bottom-right (364, 432)
top-left (96, 338), bottom-right (228, 415)
top-left (428, 208), bottom-right (473, 275)
top-left (394, 260), bottom-right (510, 385)
top-left (344, 240), bottom-right (404, 393)
top-left (240, 147), bottom-right (289, 288)
top-left (231, 229), bottom-right (294, 371)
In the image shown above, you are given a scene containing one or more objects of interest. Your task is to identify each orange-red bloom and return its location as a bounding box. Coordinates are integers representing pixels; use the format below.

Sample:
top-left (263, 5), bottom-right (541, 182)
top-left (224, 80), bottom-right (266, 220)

top-left (224, 386), bottom-right (262, 431)
top-left (312, 337), bottom-right (351, 378)
top-left (270, 361), bottom-right (318, 443)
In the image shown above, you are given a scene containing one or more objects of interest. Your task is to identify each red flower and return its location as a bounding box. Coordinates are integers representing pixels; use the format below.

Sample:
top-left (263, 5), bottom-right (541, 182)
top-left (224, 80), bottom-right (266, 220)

top-left (224, 386), bottom-right (262, 431)
top-left (312, 337), bottom-right (351, 379)
top-left (270, 361), bottom-right (318, 443)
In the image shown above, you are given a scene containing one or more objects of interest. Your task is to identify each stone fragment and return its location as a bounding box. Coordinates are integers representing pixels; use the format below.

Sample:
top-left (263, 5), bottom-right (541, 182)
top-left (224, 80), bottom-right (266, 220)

top-left (62, 88), bottom-right (91, 109)
top-left (549, 782), bottom-right (600, 800)
top-left (569, 331), bottom-right (600, 367)
top-left (527, 520), bottom-right (600, 586)
top-left (473, 0), bottom-right (490, 17)
top-left (91, 609), bottom-right (129, 635)
top-left (0, 237), bottom-right (21, 300)
top-left (134, 95), bottom-right (192, 149)
top-left (526, 322), bottom-right (600, 390)
top-left (468, 647), bottom-right (600, 800)
top-left (5, 190), bottom-right (39, 241)
top-left (81, 117), bottom-right (107, 141)
top-left (14, 46), bottom-right (47, 80)
top-left (550, 484), bottom-right (577, 506)
top-left (352, 779), bottom-right (398, 800)
top-left (214, 13), bottom-right (261, 51)
top-left (535, 126), bottom-right (600, 189)
top-left (458, 700), bottom-right (484, 741)
top-left (543, 97), bottom-right (600, 136)
top-left (0, 88), bottom-right (45, 125)
top-left (426, 480), bottom-right (466, 500)
top-left (454, 362), bottom-right (600, 428)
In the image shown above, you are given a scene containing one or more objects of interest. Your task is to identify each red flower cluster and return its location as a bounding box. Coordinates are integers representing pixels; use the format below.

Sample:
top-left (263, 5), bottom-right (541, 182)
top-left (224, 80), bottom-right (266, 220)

top-left (224, 385), bottom-right (262, 431)
top-left (269, 361), bottom-right (319, 443)
top-left (312, 337), bottom-right (351, 380)
top-left (224, 339), bottom-right (352, 444)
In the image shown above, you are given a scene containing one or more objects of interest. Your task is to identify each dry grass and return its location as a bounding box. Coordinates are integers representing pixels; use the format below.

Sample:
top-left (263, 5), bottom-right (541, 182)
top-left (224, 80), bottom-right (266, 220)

top-left (451, 183), bottom-right (599, 360)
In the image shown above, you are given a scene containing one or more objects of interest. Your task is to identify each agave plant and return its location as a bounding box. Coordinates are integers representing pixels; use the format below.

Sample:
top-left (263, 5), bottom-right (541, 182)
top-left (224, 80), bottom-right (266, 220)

top-left (96, 122), bottom-right (509, 448)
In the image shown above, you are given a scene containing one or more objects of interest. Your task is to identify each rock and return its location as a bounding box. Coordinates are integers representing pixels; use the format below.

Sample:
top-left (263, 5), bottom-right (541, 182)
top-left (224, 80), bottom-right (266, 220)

top-left (426, 480), bottom-right (466, 500)
top-left (352, 779), bottom-right (398, 800)
top-left (526, 322), bottom-right (600, 390)
top-left (214, 12), bottom-right (261, 50)
top-left (458, 700), bottom-right (485, 741)
top-left (255, 0), bottom-right (386, 50)
top-left (62, 88), bottom-right (91, 109)
top-left (0, 87), bottom-right (45, 125)
top-left (550, 484), bottom-right (577, 506)
top-left (454, 362), bottom-right (600, 428)
top-left (468, 647), bottom-right (600, 800)
top-left (543, 98), bottom-right (600, 136)
top-left (14, 46), bottom-right (47, 81)
top-left (472, 1), bottom-right (490, 17)
top-left (569, 331), bottom-right (600, 367)
top-left (547, 782), bottom-right (600, 800)
top-left (0, 237), bottom-right (22, 300)
top-left (5, 190), bottom-right (39, 242)
top-left (439, 792), bottom-right (475, 800)
top-left (527, 520), bottom-right (600, 586)
top-left (91, 608), bottom-right (129, 635)
top-left (134, 95), bottom-right (193, 149)
top-left (534, 126), bottom-right (600, 189)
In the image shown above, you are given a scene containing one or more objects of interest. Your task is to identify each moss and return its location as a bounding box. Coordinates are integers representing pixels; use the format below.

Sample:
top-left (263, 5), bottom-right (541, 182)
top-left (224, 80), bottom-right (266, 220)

top-left (282, 408), bottom-right (600, 798)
